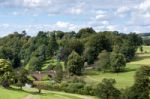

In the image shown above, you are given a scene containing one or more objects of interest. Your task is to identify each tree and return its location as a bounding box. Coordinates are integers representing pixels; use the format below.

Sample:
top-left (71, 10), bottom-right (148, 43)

top-left (0, 59), bottom-right (13, 88)
top-left (12, 55), bottom-right (21, 68)
top-left (1, 72), bottom-right (14, 88)
top-left (121, 66), bottom-right (150, 99)
top-left (55, 31), bottom-right (64, 39)
top-left (0, 59), bottom-right (12, 75)
top-left (96, 79), bottom-right (121, 99)
top-left (84, 33), bottom-right (112, 64)
top-left (28, 57), bottom-right (42, 71)
top-left (97, 50), bottom-right (110, 71)
top-left (59, 39), bottom-right (84, 62)
top-left (76, 27), bottom-right (96, 38)
top-left (83, 47), bottom-right (95, 65)
top-left (139, 46), bottom-right (143, 53)
top-left (67, 51), bottom-right (84, 75)
top-left (15, 68), bottom-right (30, 90)
top-left (47, 33), bottom-right (58, 56)
top-left (110, 51), bottom-right (126, 72)
top-left (33, 81), bottom-right (44, 93)
top-left (54, 62), bottom-right (63, 82)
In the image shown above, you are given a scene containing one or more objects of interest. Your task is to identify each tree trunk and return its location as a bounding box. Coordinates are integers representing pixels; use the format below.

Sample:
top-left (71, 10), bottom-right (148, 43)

top-left (20, 86), bottom-right (22, 90)
top-left (39, 89), bottom-right (41, 93)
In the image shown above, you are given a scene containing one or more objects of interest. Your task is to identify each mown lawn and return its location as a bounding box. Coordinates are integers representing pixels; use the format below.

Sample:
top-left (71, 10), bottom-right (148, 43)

top-left (84, 64), bottom-right (140, 88)
top-left (84, 46), bottom-right (150, 89)
top-left (0, 87), bottom-right (97, 99)
top-left (137, 46), bottom-right (150, 53)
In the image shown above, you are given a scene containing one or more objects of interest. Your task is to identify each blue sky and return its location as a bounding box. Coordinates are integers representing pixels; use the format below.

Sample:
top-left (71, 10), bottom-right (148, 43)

top-left (0, 0), bottom-right (150, 36)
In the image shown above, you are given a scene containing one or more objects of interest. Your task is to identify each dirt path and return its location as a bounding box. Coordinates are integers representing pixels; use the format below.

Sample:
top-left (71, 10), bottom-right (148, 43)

top-left (23, 95), bottom-right (32, 99)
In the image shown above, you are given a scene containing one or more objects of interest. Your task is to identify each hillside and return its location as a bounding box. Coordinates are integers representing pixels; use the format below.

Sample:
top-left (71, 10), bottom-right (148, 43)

top-left (84, 46), bottom-right (150, 88)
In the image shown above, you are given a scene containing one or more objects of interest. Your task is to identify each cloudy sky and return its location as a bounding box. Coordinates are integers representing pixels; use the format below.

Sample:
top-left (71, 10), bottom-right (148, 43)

top-left (0, 0), bottom-right (150, 36)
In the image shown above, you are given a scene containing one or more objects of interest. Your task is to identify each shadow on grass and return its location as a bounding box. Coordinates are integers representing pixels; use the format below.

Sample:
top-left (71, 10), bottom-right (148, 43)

top-left (84, 67), bottom-right (137, 76)
top-left (131, 55), bottom-right (150, 62)
top-left (7, 87), bottom-right (46, 95)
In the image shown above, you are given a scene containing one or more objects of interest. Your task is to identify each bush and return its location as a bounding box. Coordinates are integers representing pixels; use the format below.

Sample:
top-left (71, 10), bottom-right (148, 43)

top-left (96, 79), bottom-right (121, 99)
top-left (41, 75), bottom-right (51, 81)
top-left (32, 76), bottom-right (96, 96)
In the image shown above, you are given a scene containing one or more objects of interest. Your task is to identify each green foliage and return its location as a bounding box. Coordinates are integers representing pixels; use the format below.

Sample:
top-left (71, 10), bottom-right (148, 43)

top-left (67, 51), bottom-right (84, 75)
top-left (1, 71), bottom-right (15, 88)
top-left (84, 47), bottom-right (95, 64)
top-left (54, 62), bottom-right (63, 82)
top-left (55, 31), bottom-right (65, 39)
top-left (28, 57), bottom-right (42, 71)
top-left (33, 81), bottom-right (45, 93)
top-left (84, 33), bottom-right (112, 64)
top-left (121, 66), bottom-right (150, 99)
top-left (0, 59), bottom-right (12, 75)
top-left (47, 32), bottom-right (59, 57)
top-left (0, 59), bottom-right (14, 88)
top-left (97, 50), bottom-right (110, 71)
top-left (15, 68), bottom-right (31, 89)
top-left (110, 51), bottom-right (126, 72)
top-left (96, 79), bottom-right (121, 99)
top-left (76, 27), bottom-right (96, 38)
top-left (59, 39), bottom-right (84, 63)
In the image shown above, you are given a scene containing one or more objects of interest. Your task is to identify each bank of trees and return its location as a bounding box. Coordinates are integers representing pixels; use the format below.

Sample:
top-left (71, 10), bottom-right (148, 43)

top-left (0, 28), bottom-right (143, 94)
top-left (0, 28), bottom-right (142, 72)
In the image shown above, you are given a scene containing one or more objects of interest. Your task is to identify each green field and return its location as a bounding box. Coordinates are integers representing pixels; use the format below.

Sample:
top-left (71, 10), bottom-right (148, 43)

top-left (84, 46), bottom-right (150, 88)
top-left (0, 87), bottom-right (96, 99)
top-left (84, 64), bottom-right (140, 88)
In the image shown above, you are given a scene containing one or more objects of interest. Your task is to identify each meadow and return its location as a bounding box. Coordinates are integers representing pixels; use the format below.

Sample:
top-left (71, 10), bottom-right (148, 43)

top-left (84, 46), bottom-right (150, 88)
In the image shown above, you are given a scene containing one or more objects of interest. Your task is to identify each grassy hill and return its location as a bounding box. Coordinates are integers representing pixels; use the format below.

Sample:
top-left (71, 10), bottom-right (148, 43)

top-left (84, 46), bottom-right (150, 88)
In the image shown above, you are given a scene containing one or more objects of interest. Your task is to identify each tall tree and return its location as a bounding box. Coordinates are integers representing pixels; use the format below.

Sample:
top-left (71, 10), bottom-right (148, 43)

top-left (110, 51), bottom-right (126, 72)
top-left (97, 50), bottom-right (110, 71)
top-left (67, 51), bottom-right (84, 75)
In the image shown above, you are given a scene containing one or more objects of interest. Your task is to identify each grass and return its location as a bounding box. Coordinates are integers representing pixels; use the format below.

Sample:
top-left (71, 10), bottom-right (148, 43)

top-left (84, 46), bottom-right (150, 89)
top-left (137, 46), bottom-right (150, 53)
top-left (0, 87), bottom-right (27, 99)
top-left (0, 87), bottom-right (97, 99)
top-left (129, 53), bottom-right (150, 65)
top-left (84, 64), bottom-right (140, 88)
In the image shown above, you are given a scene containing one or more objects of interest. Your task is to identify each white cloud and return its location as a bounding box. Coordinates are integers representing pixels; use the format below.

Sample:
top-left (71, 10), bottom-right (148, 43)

top-left (0, 24), bottom-right (10, 28)
top-left (102, 21), bottom-right (109, 25)
top-left (70, 8), bottom-right (82, 15)
top-left (106, 25), bottom-right (116, 31)
top-left (55, 21), bottom-right (70, 28)
top-left (55, 21), bottom-right (79, 31)
top-left (69, 3), bottom-right (85, 15)
top-left (115, 6), bottom-right (130, 17)
top-left (23, 0), bottom-right (42, 7)
top-left (139, 0), bottom-right (150, 11)
top-left (116, 6), bottom-right (130, 14)
top-left (95, 10), bottom-right (108, 20)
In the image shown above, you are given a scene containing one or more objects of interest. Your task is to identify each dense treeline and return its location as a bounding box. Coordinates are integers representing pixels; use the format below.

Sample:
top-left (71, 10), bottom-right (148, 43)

top-left (0, 28), bottom-right (142, 71)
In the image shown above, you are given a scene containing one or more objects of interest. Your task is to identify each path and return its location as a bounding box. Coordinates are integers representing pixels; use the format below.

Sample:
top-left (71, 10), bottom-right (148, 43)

top-left (23, 95), bottom-right (32, 99)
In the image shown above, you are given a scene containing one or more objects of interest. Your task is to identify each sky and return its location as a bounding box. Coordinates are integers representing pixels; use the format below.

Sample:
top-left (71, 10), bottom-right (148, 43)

top-left (0, 0), bottom-right (150, 36)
